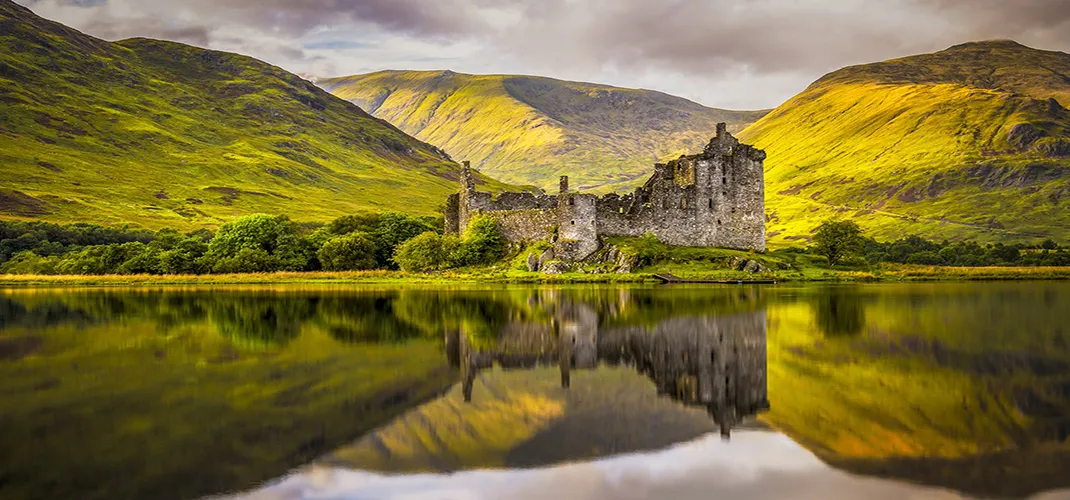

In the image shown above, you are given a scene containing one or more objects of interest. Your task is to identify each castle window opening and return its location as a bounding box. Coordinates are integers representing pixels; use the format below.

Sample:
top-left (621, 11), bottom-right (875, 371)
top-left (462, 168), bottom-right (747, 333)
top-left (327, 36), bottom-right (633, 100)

top-left (722, 176), bottom-right (727, 185)
top-left (708, 199), bottom-right (713, 209)
top-left (569, 197), bottom-right (575, 206)
top-left (571, 220), bottom-right (575, 225)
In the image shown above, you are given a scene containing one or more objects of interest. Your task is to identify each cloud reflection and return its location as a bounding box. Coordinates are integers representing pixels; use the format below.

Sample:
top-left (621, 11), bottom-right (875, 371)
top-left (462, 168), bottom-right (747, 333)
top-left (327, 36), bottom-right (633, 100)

top-left (224, 431), bottom-right (1005, 500)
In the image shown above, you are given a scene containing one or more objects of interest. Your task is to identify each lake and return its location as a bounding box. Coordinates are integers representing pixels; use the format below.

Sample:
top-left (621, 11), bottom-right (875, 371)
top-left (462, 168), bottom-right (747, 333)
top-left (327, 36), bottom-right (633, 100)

top-left (1, 282), bottom-right (1069, 500)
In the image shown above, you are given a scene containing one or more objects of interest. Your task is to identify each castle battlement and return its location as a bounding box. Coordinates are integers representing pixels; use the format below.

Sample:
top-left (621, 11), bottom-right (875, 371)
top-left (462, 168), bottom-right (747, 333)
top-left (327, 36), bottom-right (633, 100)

top-left (445, 123), bottom-right (766, 260)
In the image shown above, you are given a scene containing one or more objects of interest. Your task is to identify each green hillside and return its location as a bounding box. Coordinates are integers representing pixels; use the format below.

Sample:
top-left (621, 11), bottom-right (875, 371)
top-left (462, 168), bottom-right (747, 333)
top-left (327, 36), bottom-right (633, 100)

top-left (0, 0), bottom-right (512, 230)
top-left (318, 71), bottom-right (768, 192)
top-left (739, 40), bottom-right (1070, 246)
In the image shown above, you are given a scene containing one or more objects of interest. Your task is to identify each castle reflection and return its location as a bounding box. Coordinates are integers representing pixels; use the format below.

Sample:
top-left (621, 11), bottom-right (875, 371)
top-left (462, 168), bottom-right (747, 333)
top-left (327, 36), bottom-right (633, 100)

top-left (447, 299), bottom-right (769, 438)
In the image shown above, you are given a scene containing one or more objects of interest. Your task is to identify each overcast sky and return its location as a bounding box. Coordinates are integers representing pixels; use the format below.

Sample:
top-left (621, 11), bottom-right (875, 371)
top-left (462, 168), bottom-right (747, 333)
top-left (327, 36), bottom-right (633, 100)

top-left (15, 0), bottom-right (1070, 109)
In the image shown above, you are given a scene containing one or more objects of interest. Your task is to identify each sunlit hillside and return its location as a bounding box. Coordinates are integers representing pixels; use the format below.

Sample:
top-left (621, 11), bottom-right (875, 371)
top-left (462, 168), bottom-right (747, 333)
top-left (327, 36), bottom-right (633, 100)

top-left (740, 40), bottom-right (1070, 245)
top-left (319, 70), bottom-right (768, 192)
top-left (0, 0), bottom-right (514, 230)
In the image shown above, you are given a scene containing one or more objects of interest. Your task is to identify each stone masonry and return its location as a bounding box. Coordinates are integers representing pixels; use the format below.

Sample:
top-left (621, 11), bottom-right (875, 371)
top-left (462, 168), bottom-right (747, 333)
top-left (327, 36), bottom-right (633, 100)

top-left (445, 123), bottom-right (766, 260)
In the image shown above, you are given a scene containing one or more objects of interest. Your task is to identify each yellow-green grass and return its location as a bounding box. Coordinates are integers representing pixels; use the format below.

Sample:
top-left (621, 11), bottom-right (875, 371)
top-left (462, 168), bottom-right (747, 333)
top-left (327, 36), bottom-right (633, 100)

top-left (319, 70), bottom-right (767, 192)
top-left (740, 40), bottom-right (1070, 246)
top-left (2, 263), bottom-right (1067, 287)
top-left (0, 1), bottom-right (516, 231)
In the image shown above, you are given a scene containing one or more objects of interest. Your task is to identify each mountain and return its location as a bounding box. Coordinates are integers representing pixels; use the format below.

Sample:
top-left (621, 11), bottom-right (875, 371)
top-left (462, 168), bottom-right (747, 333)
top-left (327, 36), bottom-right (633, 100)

top-left (318, 71), bottom-right (768, 192)
top-left (0, 0), bottom-right (513, 230)
top-left (739, 40), bottom-right (1070, 245)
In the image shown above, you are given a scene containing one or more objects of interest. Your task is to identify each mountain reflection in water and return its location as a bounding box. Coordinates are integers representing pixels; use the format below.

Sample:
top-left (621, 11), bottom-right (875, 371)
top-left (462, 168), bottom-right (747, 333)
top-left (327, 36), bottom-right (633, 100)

top-left (3, 283), bottom-right (1070, 500)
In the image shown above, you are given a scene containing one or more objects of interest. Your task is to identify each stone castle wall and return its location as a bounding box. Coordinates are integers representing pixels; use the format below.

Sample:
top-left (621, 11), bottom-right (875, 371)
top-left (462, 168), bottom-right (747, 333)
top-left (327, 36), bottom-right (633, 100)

top-left (445, 124), bottom-right (766, 259)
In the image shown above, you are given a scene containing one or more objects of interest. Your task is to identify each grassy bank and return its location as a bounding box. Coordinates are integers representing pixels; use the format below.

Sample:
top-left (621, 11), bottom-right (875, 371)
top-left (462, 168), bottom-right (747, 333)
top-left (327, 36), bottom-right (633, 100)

top-left (1, 264), bottom-right (1068, 287)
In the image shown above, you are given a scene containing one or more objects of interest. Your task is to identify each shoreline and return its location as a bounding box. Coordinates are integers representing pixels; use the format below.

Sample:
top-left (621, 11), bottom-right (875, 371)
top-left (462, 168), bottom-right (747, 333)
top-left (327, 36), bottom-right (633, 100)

top-left (1, 265), bottom-right (1068, 287)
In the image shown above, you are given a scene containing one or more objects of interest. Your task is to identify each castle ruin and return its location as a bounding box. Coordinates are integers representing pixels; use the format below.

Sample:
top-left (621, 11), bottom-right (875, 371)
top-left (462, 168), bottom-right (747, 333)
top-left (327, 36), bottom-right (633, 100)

top-left (445, 123), bottom-right (767, 260)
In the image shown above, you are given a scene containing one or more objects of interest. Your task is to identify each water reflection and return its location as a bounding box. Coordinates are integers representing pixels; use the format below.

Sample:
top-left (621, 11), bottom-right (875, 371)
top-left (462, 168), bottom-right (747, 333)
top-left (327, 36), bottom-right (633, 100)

top-left (812, 286), bottom-right (866, 338)
top-left (2, 283), bottom-right (1070, 500)
top-left (452, 304), bottom-right (769, 438)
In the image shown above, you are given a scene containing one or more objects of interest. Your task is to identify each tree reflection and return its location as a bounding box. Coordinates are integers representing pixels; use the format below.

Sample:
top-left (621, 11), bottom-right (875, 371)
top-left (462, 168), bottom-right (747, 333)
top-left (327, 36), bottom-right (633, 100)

top-left (813, 288), bottom-right (866, 338)
top-left (209, 297), bottom-right (313, 349)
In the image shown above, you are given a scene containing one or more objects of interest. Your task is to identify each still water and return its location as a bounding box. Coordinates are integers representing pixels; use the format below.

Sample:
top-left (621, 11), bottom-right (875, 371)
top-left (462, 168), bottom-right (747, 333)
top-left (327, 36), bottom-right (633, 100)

top-left (0, 282), bottom-right (1068, 499)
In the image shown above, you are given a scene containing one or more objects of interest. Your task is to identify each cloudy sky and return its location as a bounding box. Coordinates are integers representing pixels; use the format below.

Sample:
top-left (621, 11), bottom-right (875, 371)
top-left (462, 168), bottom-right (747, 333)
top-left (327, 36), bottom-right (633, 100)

top-left (15, 0), bottom-right (1070, 109)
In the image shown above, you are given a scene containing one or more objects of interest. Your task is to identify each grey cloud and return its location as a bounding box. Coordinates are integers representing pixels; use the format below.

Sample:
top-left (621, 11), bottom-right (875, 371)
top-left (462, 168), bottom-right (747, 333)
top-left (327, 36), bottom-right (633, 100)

top-left (82, 17), bottom-right (212, 47)
top-left (13, 0), bottom-right (1070, 108)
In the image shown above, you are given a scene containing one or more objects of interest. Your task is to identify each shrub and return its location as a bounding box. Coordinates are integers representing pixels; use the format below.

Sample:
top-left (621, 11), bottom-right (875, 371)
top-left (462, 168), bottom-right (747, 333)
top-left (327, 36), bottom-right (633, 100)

top-left (457, 215), bottom-right (505, 266)
top-left (371, 212), bottom-right (437, 268)
top-left (394, 232), bottom-right (464, 272)
top-left (318, 233), bottom-right (377, 271)
top-left (0, 251), bottom-right (58, 275)
top-left (633, 233), bottom-right (667, 266)
top-left (212, 248), bottom-right (277, 274)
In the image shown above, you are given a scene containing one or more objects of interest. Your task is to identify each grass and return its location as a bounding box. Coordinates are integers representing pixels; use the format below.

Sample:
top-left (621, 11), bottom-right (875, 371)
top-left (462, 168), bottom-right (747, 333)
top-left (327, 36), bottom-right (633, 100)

top-left (739, 40), bottom-right (1070, 246)
top-left (0, 1), bottom-right (515, 231)
top-left (1, 264), bottom-right (1066, 287)
top-left (318, 70), bottom-right (768, 192)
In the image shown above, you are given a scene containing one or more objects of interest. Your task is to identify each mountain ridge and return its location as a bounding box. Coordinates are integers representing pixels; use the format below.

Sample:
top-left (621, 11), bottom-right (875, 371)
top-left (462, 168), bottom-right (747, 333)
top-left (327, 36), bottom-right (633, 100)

top-left (739, 39), bottom-right (1070, 245)
top-left (318, 70), bottom-right (768, 192)
top-left (0, 0), bottom-right (513, 229)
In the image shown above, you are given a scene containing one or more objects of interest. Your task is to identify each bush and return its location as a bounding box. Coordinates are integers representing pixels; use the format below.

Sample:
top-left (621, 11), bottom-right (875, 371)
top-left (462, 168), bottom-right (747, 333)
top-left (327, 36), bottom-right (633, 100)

top-left (0, 251), bottom-right (58, 275)
top-left (372, 212), bottom-right (437, 268)
top-left (633, 233), bottom-right (667, 266)
top-left (457, 215), bottom-right (505, 266)
top-left (393, 232), bottom-right (464, 272)
top-left (212, 248), bottom-right (277, 274)
top-left (317, 233), bottom-right (377, 271)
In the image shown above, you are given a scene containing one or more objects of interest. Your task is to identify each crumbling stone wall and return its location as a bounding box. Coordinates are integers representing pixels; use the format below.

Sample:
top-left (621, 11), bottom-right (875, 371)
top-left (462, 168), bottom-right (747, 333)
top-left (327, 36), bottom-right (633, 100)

top-left (445, 124), bottom-right (766, 260)
top-left (445, 161), bottom-right (558, 240)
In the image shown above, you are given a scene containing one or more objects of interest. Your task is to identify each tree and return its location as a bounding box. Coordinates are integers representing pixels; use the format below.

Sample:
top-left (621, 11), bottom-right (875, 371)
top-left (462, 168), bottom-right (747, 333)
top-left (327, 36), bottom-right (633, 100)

top-left (393, 232), bottom-right (463, 272)
top-left (317, 233), bottom-right (377, 271)
top-left (204, 214), bottom-right (308, 272)
top-left (457, 215), bottom-right (505, 266)
top-left (812, 220), bottom-right (865, 266)
top-left (371, 212), bottom-right (436, 268)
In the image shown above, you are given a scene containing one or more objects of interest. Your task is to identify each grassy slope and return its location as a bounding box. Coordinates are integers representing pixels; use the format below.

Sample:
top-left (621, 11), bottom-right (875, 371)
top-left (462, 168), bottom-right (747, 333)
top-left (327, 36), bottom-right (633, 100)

top-left (318, 70), bottom-right (768, 192)
top-left (739, 40), bottom-right (1070, 246)
top-left (0, 1), bottom-right (514, 230)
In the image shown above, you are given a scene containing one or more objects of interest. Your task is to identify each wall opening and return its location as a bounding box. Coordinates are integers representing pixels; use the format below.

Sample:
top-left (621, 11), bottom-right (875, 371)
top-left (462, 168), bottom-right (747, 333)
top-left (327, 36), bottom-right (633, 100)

top-left (570, 220), bottom-right (575, 225)
top-left (722, 176), bottom-right (727, 185)
top-left (568, 197), bottom-right (575, 206)
top-left (717, 219), bottom-right (722, 225)
top-left (708, 199), bottom-right (713, 209)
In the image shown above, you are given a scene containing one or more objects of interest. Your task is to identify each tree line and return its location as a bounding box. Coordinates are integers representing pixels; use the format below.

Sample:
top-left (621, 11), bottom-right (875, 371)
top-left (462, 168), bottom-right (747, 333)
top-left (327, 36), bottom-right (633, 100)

top-left (0, 212), bottom-right (505, 275)
top-left (811, 220), bottom-right (1070, 267)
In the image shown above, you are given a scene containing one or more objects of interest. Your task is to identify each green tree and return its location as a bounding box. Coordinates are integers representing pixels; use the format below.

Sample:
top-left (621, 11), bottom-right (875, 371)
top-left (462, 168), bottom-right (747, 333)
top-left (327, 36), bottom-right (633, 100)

top-left (371, 212), bottom-right (436, 268)
top-left (317, 233), bottom-right (377, 271)
top-left (394, 232), bottom-right (462, 272)
top-left (812, 220), bottom-right (866, 266)
top-left (457, 214), bottom-right (505, 266)
top-left (204, 214), bottom-right (308, 273)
